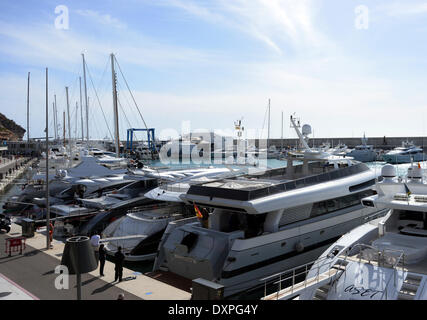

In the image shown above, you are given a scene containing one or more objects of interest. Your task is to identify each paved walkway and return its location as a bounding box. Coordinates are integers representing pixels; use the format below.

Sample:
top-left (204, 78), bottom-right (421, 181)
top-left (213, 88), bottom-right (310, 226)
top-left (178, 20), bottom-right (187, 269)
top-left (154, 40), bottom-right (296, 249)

top-left (0, 273), bottom-right (38, 300)
top-left (0, 223), bottom-right (191, 300)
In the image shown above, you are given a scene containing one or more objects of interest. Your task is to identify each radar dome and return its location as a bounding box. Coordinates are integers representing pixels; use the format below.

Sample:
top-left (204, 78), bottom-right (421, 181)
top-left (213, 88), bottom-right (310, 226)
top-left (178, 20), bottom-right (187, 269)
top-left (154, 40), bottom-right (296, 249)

top-left (381, 164), bottom-right (396, 178)
top-left (302, 124), bottom-right (312, 135)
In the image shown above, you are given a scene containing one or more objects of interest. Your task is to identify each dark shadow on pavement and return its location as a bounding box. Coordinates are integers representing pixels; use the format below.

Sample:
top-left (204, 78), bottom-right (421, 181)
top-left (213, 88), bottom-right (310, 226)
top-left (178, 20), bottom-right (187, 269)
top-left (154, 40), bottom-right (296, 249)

top-left (0, 292), bottom-right (12, 298)
top-left (24, 250), bottom-right (40, 257)
top-left (42, 269), bottom-right (55, 276)
top-left (77, 276), bottom-right (99, 287)
top-left (91, 281), bottom-right (116, 295)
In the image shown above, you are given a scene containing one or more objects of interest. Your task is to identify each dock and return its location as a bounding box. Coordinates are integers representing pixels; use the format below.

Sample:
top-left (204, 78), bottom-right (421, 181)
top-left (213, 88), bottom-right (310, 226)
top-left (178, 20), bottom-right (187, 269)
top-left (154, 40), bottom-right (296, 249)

top-left (0, 157), bottom-right (35, 193)
top-left (0, 223), bottom-right (191, 300)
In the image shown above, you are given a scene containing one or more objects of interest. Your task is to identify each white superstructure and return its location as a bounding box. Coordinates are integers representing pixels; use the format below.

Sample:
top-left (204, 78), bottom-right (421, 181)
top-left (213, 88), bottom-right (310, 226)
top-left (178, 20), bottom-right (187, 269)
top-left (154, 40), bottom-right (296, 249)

top-left (264, 163), bottom-right (427, 300)
top-left (152, 114), bottom-right (385, 298)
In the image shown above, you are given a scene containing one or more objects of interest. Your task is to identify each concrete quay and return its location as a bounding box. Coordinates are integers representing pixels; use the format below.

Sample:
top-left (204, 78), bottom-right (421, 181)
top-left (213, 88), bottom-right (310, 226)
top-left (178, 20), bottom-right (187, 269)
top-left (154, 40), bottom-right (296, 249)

top-left (0, 223), bottom-right (191, 300)
top-left (0, 157), bottom-right (35, 193)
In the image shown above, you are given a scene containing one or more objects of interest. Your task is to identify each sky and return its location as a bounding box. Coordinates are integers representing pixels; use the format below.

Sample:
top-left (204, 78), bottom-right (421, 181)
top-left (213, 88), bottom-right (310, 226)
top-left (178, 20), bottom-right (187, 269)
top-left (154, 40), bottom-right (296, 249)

top-left (1, 0), bottom-right (427, 142)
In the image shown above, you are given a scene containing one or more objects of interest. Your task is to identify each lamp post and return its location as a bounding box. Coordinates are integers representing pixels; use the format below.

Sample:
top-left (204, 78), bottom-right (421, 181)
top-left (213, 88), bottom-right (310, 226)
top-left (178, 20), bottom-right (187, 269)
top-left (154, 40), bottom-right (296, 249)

top-left (61, 236), bottom-right (97, 300)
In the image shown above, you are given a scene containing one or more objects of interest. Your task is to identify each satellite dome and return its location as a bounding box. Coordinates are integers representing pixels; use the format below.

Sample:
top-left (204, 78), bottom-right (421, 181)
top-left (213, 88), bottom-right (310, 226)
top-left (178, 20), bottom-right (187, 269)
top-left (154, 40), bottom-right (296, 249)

top-left (381, 164), bottom-right (396, 178)
top-left (302, 124), bottom-right (312, 135)
top-left (408, 167), bottom-right (422, 179)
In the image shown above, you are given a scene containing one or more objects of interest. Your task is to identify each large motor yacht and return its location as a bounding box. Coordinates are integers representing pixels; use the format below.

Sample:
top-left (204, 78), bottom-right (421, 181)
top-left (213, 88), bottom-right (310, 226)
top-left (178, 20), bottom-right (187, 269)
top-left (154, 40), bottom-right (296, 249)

top-left (382, 141), bottom-right (425, 164)
top-left (100, 167), bottom-right (239, 261)
top-left (152, 115), bottom-right (387, 297)
top-left (346, 134), bottom-right (377, 162)
top-left (263, 163), bottom-right (427, 300)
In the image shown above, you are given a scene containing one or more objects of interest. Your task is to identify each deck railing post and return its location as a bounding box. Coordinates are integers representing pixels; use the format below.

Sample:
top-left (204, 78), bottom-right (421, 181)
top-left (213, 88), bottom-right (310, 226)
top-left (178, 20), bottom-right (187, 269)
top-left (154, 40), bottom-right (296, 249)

top-left (292, 269), bottom-right (295, 293)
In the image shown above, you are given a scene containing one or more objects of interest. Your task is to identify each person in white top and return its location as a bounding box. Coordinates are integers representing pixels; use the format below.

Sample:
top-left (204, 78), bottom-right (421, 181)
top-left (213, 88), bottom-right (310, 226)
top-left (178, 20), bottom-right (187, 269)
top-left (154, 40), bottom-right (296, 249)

top-left (90, 233), bottom-right (101, 263)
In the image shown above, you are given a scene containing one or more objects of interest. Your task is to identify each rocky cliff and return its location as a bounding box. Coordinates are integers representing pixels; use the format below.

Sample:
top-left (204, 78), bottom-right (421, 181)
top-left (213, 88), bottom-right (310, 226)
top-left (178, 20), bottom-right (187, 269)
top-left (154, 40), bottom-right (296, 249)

top-left (0, 113), bottom-right (25, 141)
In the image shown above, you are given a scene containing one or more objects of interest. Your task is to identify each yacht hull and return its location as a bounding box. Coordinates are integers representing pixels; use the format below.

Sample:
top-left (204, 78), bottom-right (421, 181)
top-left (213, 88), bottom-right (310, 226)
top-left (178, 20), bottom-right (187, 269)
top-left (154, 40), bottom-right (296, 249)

top-left (155, 205), bottom-right (384, 297)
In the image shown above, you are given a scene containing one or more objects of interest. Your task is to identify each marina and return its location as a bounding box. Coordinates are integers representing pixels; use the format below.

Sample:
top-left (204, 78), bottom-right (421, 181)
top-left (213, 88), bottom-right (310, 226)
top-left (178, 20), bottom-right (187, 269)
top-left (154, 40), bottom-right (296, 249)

top-left (1, 1), bottom-right (427, 310)
top-left (1, 119), bottom-right (426, 301)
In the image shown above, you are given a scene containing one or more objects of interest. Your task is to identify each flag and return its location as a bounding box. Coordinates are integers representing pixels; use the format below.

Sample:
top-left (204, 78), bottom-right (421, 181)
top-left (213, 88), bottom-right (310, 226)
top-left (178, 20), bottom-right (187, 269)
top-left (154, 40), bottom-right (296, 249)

top-left (404, 184), bottom-right (411, 196)
top-left (193, 203), bottom-right (203, 219)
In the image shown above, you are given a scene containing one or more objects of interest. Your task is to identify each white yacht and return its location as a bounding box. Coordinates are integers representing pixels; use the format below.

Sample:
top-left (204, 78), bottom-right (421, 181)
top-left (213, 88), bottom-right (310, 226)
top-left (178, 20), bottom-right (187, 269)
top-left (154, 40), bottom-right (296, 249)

top-left (346, 134), bottom-right (377, 162)
top-left (329, 142), bottom-right (351, 157)
top-left (100, 167), bottom-right (239, 261)
top-left (152, 115), bottom-right (386, 298)
top-left (382, 141), bottom-right (425, 164)
top-left (263, 163), bottom-right (427, 300)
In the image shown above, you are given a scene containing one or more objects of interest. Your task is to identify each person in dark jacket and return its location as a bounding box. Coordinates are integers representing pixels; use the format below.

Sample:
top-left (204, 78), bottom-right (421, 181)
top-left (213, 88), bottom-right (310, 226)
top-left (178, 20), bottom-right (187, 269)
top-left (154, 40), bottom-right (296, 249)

top-left (114, 246), bottom-right (125, 282)
top-left (99, 244), bottom-right (106, 277)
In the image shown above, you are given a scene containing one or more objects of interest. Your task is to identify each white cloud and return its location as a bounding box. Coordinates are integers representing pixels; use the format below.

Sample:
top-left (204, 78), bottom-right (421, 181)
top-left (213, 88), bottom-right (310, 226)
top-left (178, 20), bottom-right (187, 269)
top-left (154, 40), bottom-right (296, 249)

top-left (75, 9), bottom-right (127, 29)
top-left (158, 0), bottom-right (333, 54)
top-left (378, 1), bottom-right (427, 17)
top-left (0, 20), bottom-right (218, 73)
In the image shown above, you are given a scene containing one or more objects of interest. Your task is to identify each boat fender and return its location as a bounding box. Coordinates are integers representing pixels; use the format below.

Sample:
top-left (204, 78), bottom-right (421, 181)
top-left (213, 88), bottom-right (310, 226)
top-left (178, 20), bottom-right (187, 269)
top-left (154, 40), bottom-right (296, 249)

top-left (295, 242), bottom-right (304, 252)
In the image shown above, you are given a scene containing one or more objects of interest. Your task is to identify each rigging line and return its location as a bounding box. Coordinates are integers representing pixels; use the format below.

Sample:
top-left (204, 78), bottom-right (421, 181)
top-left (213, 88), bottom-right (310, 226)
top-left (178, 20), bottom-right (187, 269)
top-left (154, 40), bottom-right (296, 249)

top-left (261, 101), bottom-right (269, 139)
top-left (91, 58), bottom-right (111, 106)
top-left (84, 59), bottom-right (114, 141)
top-left (117, 97), bottom-right (133, 133)
top-left (116, 81), bottom-right (140, 141)
top-left (89, 103), bottom-right (102, 140)
top-left (113, 56), bottom-right (149, 131)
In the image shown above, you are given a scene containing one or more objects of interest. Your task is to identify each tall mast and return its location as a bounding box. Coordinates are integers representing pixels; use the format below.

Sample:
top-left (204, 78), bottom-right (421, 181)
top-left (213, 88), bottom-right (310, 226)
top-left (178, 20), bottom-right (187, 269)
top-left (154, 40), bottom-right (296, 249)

top-left (75, 102), bottom-right (78, 140)
top-left (45, 67), bottom-right (50, 250)
top-left (54, 94), bottom-right (58, 141)
top-left (26, 72), bottom-right (30, 143)
top-left (52, 102), bottom-right (56, 141)
top-left (281, 110), bottom-right (283, 151)
top-left (82, 54), bottom-right (89, 143)
top-left (79, 76), bottom-right (84, 142)
top-left (63, 111), bottom-right (66, 147)
top-left (267, 98), bottom-right (271, 147)
top-left (65, 87), bottom-right (71, 158)
top-left (111, 53), bottom-right (120, 158)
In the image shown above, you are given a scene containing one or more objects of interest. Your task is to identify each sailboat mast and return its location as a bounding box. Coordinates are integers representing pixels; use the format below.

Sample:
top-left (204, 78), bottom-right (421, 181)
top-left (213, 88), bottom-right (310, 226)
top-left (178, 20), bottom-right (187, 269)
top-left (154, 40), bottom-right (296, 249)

top-left (52, 102), bottom-right (56, 141)
top-left (63, 111), bottom-right (66, 146)
top-left (111, 53), bottom-right (120, 158)
top-left (65, 87), bottom-right (71, 158)
top-left (82, 54), bottom-right (89, 144)
top-left (79, 76), bottom-right (84, 142)
top-left (26, 72), bottom-right (30, 143)
top-left (267, 98), bottom-right (271, 148)
top-left (281, 110), bottom-right (283, 150)
top-left (54, 94), bottom-right (58, 141)
top-left (75, 102), bottom-right (78, 140)
top-left (45, 67), bottom-right (50, 250)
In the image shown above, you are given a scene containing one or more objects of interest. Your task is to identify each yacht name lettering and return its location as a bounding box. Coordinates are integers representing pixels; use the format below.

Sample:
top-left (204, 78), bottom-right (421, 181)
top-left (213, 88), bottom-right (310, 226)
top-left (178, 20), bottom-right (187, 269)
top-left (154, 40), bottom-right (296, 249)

top-left (344, 285), bottom-right (382, 298)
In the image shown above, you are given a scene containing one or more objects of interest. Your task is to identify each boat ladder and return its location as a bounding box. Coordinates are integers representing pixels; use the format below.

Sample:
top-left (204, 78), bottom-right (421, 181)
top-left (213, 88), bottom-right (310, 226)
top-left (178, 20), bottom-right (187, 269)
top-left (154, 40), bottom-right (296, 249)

top-left (397, 273), bottom-right (423, 300)
top-left (312, 259), bottom-right (348, 300)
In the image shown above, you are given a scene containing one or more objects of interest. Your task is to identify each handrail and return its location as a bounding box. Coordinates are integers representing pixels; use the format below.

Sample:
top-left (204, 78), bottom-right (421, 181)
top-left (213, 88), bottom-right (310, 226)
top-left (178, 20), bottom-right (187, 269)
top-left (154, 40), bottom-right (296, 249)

top-left (341, 243), bottom-right (405, 300)
top-left (189, 163), bottom-right (369, 201)
top-left (261, 242), bottom-right (407, 300)
top-left (260, 255), bottom-right (338, 299)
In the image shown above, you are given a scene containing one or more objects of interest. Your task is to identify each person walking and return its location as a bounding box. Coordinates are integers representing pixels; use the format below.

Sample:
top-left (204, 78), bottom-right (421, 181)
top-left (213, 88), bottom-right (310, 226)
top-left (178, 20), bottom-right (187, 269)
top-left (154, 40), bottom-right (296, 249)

top-left (114, 246), bottom-right (125, 282)
top-left (99, 244), bottom-right (106, 277)
top-left (48, 222), bottom-right (54, 248)
top-left (90, 232), bottom-right (101, 263)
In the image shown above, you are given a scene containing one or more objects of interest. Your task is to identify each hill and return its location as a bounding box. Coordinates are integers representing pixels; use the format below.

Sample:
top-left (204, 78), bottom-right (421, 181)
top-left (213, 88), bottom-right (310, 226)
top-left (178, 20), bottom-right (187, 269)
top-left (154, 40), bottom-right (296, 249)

top-left (0, 113), bottom-right (26, 141)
